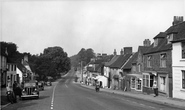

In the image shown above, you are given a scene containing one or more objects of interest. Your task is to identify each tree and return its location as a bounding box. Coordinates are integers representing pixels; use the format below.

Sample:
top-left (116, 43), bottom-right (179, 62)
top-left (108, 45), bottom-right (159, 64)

top-left (34, 46), bottom-right (71, 80)
top-left (0, 41), bottom-right (23, 63)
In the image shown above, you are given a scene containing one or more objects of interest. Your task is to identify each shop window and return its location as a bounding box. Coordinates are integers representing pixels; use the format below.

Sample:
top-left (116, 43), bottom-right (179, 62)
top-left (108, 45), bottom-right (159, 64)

top-left (143, 74), bottom-right (154, 88)
top-left (182, 42), bottom-right (185, 59)
top-left (182, 71), bottom-right (185, 89)
top-left (131, 78), bottom-right (135, 89)
top-left (136, 79), bottom-right (142, 90)
top-left (160, 53), bottom-right (167, 68)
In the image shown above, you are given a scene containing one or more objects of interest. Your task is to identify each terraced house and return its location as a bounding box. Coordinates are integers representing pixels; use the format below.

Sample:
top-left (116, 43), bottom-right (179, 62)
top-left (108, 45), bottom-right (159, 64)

top-left (142, 16), bottom-right (184, 98)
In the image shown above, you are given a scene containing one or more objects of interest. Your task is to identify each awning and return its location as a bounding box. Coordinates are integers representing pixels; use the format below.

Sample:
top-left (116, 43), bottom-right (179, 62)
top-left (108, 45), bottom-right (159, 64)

top-left (126, 74), bottom-right (142, 79)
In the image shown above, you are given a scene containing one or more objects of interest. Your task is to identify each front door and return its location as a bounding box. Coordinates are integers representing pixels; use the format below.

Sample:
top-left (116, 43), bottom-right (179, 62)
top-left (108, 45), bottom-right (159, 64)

top-left (159, 76), bottom-right (166, 92)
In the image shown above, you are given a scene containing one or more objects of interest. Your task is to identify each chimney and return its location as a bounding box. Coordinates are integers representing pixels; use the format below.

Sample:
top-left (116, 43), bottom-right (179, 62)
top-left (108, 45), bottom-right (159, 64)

top-left (143, 39), bottom-right (151, 46)
top-left (172, 16), bottom-right (183, 26)
top-left (24, 54), bottom-right (28, 62)
top-left (124, 47), bottom-right (132, 54)
top-left (120, 49), bottom-right (123, 55)
top-left (113, 49), bottom-right (117, 55)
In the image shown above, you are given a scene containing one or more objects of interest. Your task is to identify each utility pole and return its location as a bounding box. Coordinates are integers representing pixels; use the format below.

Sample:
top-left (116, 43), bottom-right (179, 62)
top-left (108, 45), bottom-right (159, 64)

top-left (81, 61), bottom-right (83, 83)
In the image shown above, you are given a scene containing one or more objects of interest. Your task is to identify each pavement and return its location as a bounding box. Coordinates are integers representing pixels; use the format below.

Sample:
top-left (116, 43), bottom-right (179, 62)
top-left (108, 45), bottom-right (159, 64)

top-left (79, 82), bottom-right (185, 109)
top-left (1, 87), bottom-right (11, 109)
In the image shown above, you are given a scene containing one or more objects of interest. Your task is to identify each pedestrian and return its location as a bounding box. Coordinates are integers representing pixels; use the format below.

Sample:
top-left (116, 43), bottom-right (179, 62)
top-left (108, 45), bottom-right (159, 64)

top-left (13, 81), bottom-right (17, 102)
top-left (153, 81), bottom-right (158, 97)
top-left (16, 83), bottom-right (22, 100)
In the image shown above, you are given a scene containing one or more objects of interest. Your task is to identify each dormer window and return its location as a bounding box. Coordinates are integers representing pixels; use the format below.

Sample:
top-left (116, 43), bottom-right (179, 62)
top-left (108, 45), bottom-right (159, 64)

top-left (154, 39), bottom-right (158, 47)
top-left (167, 34), bottom-right (174, 44)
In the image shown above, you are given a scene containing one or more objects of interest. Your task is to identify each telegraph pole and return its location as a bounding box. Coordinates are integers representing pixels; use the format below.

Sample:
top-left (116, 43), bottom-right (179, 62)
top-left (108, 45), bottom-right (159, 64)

top-left (81, 61), bottom-right (83, 83)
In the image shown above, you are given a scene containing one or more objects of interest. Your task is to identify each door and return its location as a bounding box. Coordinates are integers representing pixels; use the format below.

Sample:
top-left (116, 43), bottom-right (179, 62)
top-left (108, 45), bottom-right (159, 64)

top-left (160, 76), bottom-right (166, 92)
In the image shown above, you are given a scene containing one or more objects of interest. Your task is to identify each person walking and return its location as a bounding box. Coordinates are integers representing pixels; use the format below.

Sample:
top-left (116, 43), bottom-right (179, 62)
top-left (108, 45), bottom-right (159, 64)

top-left (153, 81), bottom-right (158, 97)
top-left (13, 81), bottom-right (17, 102)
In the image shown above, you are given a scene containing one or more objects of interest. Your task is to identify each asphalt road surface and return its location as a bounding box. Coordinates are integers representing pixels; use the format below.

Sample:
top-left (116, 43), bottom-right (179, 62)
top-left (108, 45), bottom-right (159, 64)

top-left (2, 70), bottom-right (184, 110)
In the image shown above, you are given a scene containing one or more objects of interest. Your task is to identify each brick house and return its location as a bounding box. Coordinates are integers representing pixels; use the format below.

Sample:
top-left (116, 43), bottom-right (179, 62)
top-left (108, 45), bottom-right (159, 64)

top-left (142, 16), bottom-right (184, 98)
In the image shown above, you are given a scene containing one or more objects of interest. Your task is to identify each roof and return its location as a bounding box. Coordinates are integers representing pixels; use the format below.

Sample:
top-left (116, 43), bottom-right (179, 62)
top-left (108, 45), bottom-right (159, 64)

top-left (153, 32), bottom-right (167, 39)
top-left (16, 63), bottom-right (27, 73)
top-left (144, 22), bottom-right (185, 54)
top-left (104, 55), bottom-right (120, 67)
top-left (168, 22), bottom-right (185, 42)
top-left (138, 46), bottom-right (150, 54)
top-left (122, 52), bottom-right (138, 69)
top-left (109, 54), bottom-right (132, 68)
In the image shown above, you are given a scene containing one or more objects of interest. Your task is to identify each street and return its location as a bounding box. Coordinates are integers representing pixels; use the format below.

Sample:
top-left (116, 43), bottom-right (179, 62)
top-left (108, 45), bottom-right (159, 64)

top-left (2, 70), bottom-right (184, 110)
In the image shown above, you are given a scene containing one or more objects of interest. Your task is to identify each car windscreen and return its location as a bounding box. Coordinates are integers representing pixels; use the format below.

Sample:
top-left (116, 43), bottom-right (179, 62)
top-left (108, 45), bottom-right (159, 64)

top-left (24, 83), bottom-right (36, 87)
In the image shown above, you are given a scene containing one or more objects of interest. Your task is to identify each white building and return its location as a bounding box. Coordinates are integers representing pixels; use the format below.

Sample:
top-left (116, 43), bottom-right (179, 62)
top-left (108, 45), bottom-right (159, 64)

top-left (7, 63), bottom-right (17, 86)
top-left (172, 39), bottom-right (185, 100)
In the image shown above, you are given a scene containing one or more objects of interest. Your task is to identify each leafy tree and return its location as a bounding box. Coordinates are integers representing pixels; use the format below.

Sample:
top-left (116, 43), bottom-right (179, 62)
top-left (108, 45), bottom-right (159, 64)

top-left (34, 46), bottom-right (71, 80)
top-left (0, 41), bottom-right (23, 63)
top-left (70, 48), bottom-right (95, 68)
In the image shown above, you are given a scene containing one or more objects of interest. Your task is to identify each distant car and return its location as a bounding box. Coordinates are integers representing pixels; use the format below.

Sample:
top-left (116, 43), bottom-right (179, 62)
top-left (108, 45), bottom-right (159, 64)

top-left (38, 82), bottom-right (44, 91)
top-left (46, 81), bottom-right (52, 86)
top-left (21, 82), bottom-right (39, 99)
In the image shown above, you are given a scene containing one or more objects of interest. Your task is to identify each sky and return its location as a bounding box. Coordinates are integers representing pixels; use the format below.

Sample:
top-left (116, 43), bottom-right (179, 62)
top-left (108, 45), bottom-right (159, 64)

top-left (0, 0), bottom-right (185, 57)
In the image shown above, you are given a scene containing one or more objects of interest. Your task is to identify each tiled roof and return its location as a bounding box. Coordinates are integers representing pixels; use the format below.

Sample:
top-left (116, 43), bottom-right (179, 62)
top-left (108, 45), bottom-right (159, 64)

top-left (122, 52), bottom-right (138, 69)
top-left (109, 54), bottom-right (132, 68)
top-left (144, 22), bottom-right (185, 54)
top-left (17, 63), bottom-right (27, 73)
top-left (104, 55), bottom-right (120, 67)
top-left (138, 46), bottom-right (150, 54)
top-left (153, 32), bottom-right (167, 39)
top-left (168, 22), bottom-right (185, 42)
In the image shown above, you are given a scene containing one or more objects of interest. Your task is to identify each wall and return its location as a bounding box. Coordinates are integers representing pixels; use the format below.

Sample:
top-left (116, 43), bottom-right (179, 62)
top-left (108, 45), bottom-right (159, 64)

top-left (172, 42), bottom-right (185, 100)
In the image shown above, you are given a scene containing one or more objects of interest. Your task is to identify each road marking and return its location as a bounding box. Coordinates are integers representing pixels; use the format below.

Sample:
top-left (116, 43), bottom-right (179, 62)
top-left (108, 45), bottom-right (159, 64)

top-left (51, 83), bottom-right (57, 110)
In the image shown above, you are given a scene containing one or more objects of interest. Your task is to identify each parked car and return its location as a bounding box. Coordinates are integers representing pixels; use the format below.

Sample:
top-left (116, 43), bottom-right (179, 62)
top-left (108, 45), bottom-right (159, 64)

top-left (21, 82), bottom-right (39, 99)
top-left (46, 81), bottom-right (52, 86)
top-left (38, 81), bottom-right (44, 91)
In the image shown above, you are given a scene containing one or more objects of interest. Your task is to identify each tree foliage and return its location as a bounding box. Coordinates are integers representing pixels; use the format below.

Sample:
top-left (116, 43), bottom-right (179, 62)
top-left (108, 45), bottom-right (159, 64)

top-left (0, 41), bottom-right (23, 63)
top-left (34, 46), bottom-right (71, 80)
top-left (70, 48), bottom-right (95, 68)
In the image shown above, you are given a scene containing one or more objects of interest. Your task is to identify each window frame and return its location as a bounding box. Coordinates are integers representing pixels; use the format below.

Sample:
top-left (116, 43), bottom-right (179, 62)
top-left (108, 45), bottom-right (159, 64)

top-left (182, 70), bottom-right (185, 89)
top-left (131, 77), bottom-right (136, 89)
top-left (160, 53), bottom-right (167, 68)
top-left (147, 56), bottom-right (152, 68)
top-left (182, 42), bottom-right (185, 59)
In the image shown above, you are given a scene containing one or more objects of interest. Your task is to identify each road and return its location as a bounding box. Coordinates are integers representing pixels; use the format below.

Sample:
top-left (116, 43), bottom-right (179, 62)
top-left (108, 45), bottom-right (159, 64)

top-left (2, 70), bottom-right (184, 110)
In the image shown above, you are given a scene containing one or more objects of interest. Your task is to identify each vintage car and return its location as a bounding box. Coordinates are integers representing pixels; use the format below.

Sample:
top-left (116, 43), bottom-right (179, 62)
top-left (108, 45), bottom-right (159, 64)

top-left (38, 81), bottom-right (44, 91)
top-left (21, 82), bottom-right (39, 99)
top-left (46, 81), bottom-right (52, 86)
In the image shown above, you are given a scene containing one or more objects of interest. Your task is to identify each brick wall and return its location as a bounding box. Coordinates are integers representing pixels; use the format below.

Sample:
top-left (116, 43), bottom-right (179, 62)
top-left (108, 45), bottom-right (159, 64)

top-left (143, 50), bottom-right (172, 77)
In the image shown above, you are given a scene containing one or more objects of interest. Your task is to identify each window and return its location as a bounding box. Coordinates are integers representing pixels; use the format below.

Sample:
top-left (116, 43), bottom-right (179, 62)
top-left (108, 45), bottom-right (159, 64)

top-left (147, 56), bottom-right (152, 68)
top-left (182, 71), bottom-right (185, 89)
top-left (160, 53), bottom-right (167, 68)
top-left (167, 34), bottom-right (173, 44)
top-left (14, 65), bottom-right (16, 71)
top-left (143, 74), bottom-right (154, 88)
top-left (154, 39), bottom-right (158, 47)
top-left (131, 77), bottom-right (136, 89)
top-left (136, 79), bottom-right (142, 90)
top-left (182, 42), bottom-right (185, 59)
top-left (138, 64), bottom-right (141, 72)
